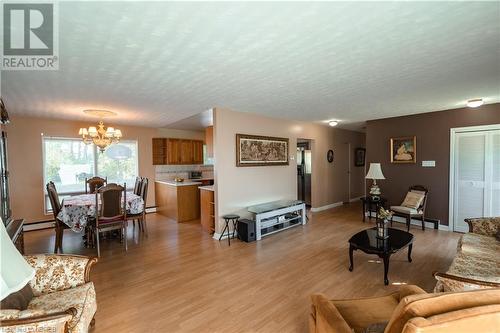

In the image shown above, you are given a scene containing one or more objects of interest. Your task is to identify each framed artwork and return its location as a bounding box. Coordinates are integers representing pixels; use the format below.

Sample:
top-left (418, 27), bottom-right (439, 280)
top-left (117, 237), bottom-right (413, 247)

top-left (236, 134), bottom-right (289, 167)
top-left (354, 148), bottom-right (365, 166)
top-left (390, 136), bottom-right (416, 163)
top-left (327, 149), bottom-right (334, 163)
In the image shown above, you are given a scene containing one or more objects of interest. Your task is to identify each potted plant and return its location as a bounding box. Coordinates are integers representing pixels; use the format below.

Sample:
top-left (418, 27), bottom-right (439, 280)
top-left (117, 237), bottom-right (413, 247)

top-left (377, 207), bottom-right (393, 239)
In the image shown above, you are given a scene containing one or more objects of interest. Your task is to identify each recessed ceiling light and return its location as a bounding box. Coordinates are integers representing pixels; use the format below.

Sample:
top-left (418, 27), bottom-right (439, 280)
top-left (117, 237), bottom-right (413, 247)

top-left (328, 120), bottom-right (339, 127)
top-left (466, 99), bottom-right (484, 108)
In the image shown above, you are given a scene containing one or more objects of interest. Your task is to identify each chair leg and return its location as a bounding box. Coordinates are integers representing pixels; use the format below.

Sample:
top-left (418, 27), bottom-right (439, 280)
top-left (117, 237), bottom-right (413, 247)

top-left (421, 216), bottom-right (425, 231)
top-left (406, 216), bottom-right (410, 232)
top-left (142, 215), bottom-right (148, 237)
top-left (124, 222), bottom-right (128, 252)
top-left (390, 216), bottom-right (393, 227)
top-left (96, 230), bottom-right (101, 257)
top-left (54, 227), bottom-right (59, 253)
top-left (59, 228), bottom-right (64, 254)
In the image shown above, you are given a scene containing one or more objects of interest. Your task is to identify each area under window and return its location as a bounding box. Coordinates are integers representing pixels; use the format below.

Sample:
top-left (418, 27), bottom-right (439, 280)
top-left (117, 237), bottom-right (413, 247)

top-left (43, 137), bottom-right (138, 213)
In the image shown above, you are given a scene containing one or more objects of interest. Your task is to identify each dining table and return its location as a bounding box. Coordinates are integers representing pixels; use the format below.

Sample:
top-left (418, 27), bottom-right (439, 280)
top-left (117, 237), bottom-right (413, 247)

top-left (57, 193), bottom-right (144, 233)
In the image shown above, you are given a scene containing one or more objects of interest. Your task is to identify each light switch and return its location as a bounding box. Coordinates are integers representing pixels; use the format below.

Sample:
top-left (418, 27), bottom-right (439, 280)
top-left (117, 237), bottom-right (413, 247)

top-left (422, 160), bottom-right (436, 167)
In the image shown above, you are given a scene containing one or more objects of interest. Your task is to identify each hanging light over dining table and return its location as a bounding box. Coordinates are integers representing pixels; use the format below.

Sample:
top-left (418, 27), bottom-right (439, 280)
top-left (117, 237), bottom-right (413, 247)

top-left (78, 109), bottom-right (122, 152)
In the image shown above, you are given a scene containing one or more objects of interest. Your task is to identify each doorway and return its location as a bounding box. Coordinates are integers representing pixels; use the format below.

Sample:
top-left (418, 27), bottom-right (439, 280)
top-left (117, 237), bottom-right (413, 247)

top-left (297, 139), bottom-right (312, 206)
top-left (450, 124), bottom-right (500, 232)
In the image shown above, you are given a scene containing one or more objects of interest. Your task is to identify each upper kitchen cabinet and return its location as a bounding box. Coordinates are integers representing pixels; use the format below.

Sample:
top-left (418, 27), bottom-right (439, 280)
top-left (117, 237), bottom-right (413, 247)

top-left (152, 138), bottom-right (204, 165)
top-left (205, 126), bottom-right (213, 158)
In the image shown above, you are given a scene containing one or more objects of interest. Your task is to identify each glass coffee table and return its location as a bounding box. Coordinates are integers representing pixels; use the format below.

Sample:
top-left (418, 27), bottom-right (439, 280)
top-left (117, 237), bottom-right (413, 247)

top-left (348, 227), bottom-right (414, 285)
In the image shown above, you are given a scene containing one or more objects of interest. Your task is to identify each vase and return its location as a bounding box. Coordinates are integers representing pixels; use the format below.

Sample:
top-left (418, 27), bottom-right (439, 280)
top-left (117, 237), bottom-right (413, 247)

top-left (377, 218), bottom-right (389, 239)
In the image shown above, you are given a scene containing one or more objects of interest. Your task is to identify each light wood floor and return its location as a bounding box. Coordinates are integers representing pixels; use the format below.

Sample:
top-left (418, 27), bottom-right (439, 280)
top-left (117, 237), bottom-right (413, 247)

top-left (24, 203), bottom-right (460, 333)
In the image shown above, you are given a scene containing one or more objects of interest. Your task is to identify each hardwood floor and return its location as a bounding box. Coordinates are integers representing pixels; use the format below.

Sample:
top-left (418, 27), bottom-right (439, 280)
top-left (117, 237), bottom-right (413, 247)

top-left (24, 203), bottom-right (460, 333)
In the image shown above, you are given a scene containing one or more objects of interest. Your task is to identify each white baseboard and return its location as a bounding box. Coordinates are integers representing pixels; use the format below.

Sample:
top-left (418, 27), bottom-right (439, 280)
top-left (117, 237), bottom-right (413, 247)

top-left (438, 225), bottom-right (449, 231)
top-left (24, 221), bottom-right (55, 231)
top-left (310, 201), bottom-right (343, 213)
top-left (349, 196), bottom-right (363, 203)
top-left (213, 230), bottom-right (238, 240)
top-left (145, 207), bottom-right (157, 214)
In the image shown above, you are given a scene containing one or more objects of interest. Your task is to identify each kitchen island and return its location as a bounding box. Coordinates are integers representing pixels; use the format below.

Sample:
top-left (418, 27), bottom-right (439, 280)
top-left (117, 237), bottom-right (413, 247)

top-left (155, 180), bottom-right (201, 222)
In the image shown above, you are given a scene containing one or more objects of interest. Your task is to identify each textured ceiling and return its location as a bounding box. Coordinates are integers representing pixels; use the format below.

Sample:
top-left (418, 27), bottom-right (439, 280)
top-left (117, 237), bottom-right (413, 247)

top-left (2, 1), bottom-right (500, 131)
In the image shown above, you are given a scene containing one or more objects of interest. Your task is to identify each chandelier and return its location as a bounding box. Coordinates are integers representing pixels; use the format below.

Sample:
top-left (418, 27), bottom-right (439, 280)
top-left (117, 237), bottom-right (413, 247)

top-left (78, 110), bottom-right (122, 152)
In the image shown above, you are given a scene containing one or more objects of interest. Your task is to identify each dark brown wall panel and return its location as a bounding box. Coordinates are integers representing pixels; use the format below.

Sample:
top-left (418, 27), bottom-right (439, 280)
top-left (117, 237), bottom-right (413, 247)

top-left (366, 103), bottom-right (500, 226)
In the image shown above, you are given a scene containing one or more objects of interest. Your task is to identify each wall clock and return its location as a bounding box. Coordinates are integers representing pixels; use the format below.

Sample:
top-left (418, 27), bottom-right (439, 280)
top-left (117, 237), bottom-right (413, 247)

top-left (327, 149), bottom-right (334, 163)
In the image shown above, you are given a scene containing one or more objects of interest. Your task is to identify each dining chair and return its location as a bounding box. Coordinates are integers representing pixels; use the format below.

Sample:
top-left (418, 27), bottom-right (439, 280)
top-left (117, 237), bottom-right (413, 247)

top-left (94, 183), bottom-right (127, 257)
top-left (46, 181), bottom-right (68, 253)
top-left (129, 178), bottom-right (148, 236)
top-left (133, 176), bottom-right (142, 195)
top-left (85, 176), bottom-right (107, 194)
top-left (390, 185), bottom-right (429, 231)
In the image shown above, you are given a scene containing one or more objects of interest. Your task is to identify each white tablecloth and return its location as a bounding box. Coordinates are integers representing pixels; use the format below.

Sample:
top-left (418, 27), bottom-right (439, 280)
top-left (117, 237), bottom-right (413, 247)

top-left (57, 193), bottom-right (144, 232)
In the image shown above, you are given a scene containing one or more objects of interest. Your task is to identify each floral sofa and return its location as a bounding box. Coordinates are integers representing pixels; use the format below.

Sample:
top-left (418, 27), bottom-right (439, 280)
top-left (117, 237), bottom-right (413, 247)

top-left (434, 217), bottom-right (500, 292)
top-left (0, 254), bottom-right (97, 333)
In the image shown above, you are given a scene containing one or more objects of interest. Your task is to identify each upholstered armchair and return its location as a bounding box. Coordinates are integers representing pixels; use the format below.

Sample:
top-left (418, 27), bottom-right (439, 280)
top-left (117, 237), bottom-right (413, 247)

top-left (0, 254), bottom-right (98, 333)
top-left (390, 185), bottom-right (428, 231)
top-left (309, 286), bottom-right (500, 333)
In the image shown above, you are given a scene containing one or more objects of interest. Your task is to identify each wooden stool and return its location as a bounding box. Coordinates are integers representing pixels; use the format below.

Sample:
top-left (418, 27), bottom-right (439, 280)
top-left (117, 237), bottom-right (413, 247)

top-left (220, 214), bottom-right (240, 246)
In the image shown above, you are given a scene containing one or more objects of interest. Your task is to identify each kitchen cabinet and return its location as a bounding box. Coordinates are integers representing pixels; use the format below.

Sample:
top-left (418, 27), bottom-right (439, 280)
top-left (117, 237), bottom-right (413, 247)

top-left (205, 126), bottom-right (213, 158)
top-left (200, 186), bottom-right (215, 233)
top-left (152, 138), bottom-right (204, 165)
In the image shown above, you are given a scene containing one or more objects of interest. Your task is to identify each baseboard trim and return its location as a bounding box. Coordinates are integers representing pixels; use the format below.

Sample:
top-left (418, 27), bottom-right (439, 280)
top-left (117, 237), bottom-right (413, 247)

top-left (24, 221), bottom-right (55, 231)
top-left (349, 196), bottom-right (363, 203)
top-left (310, 201), bottom-right (343, 213)
top-left (213, 230), bottom-right (238, 240)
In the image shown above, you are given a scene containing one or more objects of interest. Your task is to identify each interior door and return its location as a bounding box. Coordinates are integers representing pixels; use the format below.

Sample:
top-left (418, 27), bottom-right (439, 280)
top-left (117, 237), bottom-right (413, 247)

top-left (452, 129), bottom-right (500, 232)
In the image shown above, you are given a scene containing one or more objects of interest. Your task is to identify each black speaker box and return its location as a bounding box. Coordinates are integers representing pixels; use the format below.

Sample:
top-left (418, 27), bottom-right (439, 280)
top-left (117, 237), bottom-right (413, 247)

top-left (237, 218), bottom-right (256, 242)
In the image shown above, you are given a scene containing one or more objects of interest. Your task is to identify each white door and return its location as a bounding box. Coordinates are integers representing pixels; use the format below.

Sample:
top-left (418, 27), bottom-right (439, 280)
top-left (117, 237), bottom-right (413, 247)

top-left (452, 127), bottom-right (500, 232)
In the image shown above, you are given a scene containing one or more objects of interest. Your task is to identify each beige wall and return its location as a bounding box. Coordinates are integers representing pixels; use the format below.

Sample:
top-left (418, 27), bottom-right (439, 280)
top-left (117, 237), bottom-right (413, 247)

top-left (157, 128), bottom-right (205, 141)
top-left (213, 108), bottom-right (365, 234)
top-left (5, 116), bottom-right (162, 224)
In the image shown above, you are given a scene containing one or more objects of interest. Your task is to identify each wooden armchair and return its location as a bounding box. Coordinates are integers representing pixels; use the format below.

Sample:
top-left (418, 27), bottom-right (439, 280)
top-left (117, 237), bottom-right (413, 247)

top-left (390, 185), bottom-right (429, 231)
top-left (0, 254), bottom-right (98, 333)
top-left (46, 182), bottom-right (68, 254)
top-left (85, 176), bottom-right (107, 194)
top-left (93, 183), bottom-right (127, 257)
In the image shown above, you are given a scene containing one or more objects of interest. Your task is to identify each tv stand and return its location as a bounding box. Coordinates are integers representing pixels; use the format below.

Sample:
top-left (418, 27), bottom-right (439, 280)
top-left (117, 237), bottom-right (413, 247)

top-left (248, 200), bottom-right (306, 240)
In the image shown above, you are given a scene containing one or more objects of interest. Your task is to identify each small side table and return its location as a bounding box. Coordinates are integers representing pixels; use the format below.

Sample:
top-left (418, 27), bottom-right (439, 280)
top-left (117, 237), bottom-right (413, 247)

top-left (220, 214), bottom-right (240, 246)
top-left (360, 197), bottom-right (387, 222)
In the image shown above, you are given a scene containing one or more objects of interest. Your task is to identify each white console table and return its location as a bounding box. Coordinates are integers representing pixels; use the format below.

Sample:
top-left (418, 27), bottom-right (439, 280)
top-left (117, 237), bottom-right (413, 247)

top-left (248, 200), bottom-right (306, 240)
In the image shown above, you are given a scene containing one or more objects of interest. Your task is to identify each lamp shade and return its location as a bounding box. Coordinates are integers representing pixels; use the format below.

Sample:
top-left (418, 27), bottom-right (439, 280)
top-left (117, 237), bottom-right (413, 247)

top-left (365, 163), bottom-right (385, 180)
top-left (0, 220), bottom-right (35, 300)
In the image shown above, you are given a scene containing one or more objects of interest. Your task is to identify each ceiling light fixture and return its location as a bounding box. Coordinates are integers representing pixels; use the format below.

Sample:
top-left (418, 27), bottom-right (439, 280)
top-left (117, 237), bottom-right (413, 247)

top-left (328, 120), bottom-right (339, 127)
top-left (78, 110), bottom-right (122, 152)
top-left (466, 98), bottom-right (484, 108)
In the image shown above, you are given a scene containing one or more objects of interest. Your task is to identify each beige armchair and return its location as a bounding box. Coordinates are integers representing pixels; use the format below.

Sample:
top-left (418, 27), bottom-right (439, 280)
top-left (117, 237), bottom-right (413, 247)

top-left (390, 185), bottom-right (428, 231)
top-left (0, 254), bottom-right (98, 333)
top-left (309, 286), bottom-right (500, 333)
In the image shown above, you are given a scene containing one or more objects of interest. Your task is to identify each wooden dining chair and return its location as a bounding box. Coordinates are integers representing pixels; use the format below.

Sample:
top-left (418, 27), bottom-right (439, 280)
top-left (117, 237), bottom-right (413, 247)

top-left (129, 178), bottom-right (148, 236)
top-left (94, 183), bottom-right (127, 257)
top-left (85, 176), bottom-right (107, 194)
top-left (46, 182), bottom-right (68, 253)
top-left (133, 176), bottom-right (142, 195)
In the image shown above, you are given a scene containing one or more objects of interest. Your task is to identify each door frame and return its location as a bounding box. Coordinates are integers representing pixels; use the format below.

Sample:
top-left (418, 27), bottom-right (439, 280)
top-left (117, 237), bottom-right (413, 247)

top-left (448, 123), bottom-right (500, 232)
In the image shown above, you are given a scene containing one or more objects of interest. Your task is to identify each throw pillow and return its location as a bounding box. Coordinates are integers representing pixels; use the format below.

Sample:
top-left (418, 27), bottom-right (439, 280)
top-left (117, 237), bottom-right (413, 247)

top-left (0, 283), bottom-right (34, 310)
top-left (401, 191), bottom-right (425, 209)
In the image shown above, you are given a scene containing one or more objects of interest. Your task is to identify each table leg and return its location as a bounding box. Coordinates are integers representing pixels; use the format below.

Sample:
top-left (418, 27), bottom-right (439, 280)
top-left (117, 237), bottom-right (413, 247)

top-left (348, 244), bottom-right (354, 271)
top-left (375, 203), bottom-right (379, 220)
top-left (362, 201), bottom-right (366, 222)
top-left (408, 243), bottom-right (413, 263)
top-left (383, 255), bottom-right (390, 285)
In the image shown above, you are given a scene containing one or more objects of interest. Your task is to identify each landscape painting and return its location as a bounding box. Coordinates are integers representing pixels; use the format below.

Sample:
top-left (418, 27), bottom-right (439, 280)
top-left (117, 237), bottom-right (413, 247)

top-left (390, 136), bottom-right (416, 163)
top-left (236, 134), bottom-right (289, 167)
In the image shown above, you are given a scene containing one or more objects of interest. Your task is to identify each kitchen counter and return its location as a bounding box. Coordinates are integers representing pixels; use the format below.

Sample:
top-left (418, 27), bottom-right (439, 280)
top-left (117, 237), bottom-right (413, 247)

top-left (156, 180), bottom-right (202, 187)
top-left (155, 181), bottom-right (200, 222)
top-left (198, 185), bottom-right (214, 191)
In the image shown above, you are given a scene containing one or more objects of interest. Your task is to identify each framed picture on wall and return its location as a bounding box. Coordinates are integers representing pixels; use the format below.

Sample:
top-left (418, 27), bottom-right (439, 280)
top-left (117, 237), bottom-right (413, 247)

top-left (390, 136), bottom-right (416, 163)
top-left (236, 134), bottom-right (289, 167)
top-left (354, 148), bottom-right (365, 166)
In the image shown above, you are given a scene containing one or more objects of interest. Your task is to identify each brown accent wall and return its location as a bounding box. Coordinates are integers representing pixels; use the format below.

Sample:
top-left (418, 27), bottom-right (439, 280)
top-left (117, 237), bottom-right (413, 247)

top-left (366, 103), bottom-right (500, 226)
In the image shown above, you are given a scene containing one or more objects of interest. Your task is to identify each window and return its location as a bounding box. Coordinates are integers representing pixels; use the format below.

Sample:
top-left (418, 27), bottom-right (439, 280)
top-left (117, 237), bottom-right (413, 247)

top-left (43, 137), bottom-right (138, 213)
